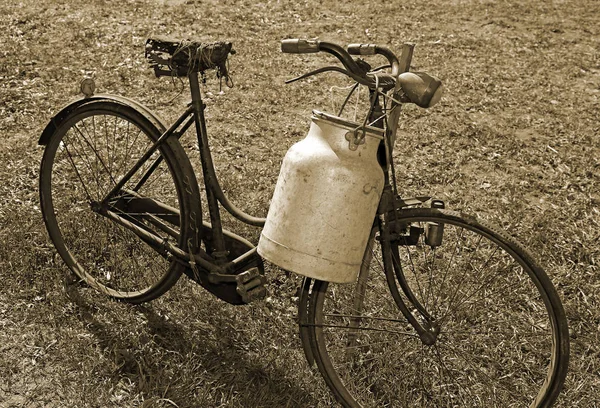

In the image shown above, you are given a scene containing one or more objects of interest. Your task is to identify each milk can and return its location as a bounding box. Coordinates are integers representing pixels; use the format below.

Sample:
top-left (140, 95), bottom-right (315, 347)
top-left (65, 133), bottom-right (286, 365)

top-left (257, 110), bottom-right (385, 283)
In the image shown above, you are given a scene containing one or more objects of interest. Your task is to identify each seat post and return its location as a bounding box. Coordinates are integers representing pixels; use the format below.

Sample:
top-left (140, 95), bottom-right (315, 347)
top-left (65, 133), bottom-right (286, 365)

top-left (188, 71), bottom-right (203, 105)
top-left (188, 72), bottom-right (228, 262)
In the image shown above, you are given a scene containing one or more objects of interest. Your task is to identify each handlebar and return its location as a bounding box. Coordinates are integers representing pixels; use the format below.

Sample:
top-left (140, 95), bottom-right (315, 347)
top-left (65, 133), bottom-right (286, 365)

top-left (282, 39), bottom-right (369, 77)
top-left (281, 39), bottom-right (402, 88)
top-left (281, 39), bottom-right (320, 54)
top-left (281, 39), bottom-right (442, 111)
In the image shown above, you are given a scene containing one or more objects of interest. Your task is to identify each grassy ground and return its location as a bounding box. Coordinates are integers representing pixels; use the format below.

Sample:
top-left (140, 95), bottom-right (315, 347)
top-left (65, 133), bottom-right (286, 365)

top-left (1, 0), bottom-right (598, 406)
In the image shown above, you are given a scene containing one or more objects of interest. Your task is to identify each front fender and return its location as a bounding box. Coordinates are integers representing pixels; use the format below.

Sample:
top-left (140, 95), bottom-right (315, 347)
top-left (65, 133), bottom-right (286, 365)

top-left (38, 94), bottom-right (167, 145)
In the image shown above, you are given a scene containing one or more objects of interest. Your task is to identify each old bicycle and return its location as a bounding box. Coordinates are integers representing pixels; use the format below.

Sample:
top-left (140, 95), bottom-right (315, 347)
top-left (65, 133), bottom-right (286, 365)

top-left (39, 37), bottom-right (569, 407)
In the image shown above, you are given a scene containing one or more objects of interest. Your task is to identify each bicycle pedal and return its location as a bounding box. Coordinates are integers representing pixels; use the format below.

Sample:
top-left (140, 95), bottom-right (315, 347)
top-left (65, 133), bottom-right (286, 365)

top-left (235, 268), bottom-right (267, 304)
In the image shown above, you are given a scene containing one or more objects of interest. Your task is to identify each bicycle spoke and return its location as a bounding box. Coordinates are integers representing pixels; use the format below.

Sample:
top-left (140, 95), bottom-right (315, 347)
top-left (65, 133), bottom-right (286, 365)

top-left (432, 343), bottom-right (488, 406)
top-left (76, 119), bottom-right (119, 188)
top-left (59, 145), bottom-right (94, 204)
top-left (435, 231), bottom-right (485, 319)
top-left (42, 104), bottom-right (193, 302)
top-left (437, 270), bottom-right (532, 326)
top-left (317, 322), bottom-right (416, 337)
top-left (432, 225), bottom-right (465, 317)
top-left (432, 340), bottom-right (523, 399)
top-left (439, 245), bottom-right (501, 322)
top-left (63, 132), bottom-right (105, 199)
top-left (309, 209), bottom-right (567, 407)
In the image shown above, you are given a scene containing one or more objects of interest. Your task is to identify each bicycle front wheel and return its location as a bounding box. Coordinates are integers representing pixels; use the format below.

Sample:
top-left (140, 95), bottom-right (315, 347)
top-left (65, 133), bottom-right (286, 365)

top-left (307, 208), bottom-right (569, 408)
top-left (40, 101), bottom-right (201, 303)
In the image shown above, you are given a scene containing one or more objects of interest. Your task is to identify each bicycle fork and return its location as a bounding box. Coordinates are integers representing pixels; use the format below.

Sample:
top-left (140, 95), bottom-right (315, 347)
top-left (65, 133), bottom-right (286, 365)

top-left (379, 186), bottom-right (443, 345)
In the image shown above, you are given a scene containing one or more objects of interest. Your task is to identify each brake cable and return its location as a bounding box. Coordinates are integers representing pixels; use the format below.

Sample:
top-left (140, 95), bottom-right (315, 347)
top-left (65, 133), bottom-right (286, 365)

top-left (336, 83), bottom-right (360, 117)
top-left (285, 66), bottom-right (379, 88)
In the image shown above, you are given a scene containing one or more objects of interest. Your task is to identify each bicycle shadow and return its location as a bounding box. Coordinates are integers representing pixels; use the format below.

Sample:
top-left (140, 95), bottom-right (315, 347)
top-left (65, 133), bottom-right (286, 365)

top-left (66, 283), bottom-right (320, 407)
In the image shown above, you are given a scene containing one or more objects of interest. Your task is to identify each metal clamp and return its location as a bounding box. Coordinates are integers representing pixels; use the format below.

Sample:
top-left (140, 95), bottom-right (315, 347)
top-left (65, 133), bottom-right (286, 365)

top-left (345, 128), bottom-right (367, 151)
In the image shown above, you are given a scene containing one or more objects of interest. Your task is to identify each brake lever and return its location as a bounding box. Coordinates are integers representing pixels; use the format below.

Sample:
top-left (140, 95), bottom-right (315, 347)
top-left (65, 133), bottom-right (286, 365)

top-left (354, 58), bottom-right (372, 75)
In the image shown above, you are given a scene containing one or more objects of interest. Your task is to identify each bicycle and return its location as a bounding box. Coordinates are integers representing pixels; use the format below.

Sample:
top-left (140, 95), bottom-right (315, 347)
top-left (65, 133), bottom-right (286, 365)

top-left (38, 36), bottom-right (569, 407)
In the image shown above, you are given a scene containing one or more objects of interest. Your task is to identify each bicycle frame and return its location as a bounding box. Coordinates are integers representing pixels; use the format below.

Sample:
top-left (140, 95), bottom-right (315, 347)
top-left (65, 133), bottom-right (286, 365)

top-left (94, 73), bottom-right (265, 282)
top-left (86, 42), bottom-right (441, 334)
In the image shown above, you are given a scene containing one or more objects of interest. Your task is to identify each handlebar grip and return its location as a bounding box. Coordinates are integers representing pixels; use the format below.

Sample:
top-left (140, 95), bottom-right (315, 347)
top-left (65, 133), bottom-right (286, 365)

top-left (347, 43), bottom-right (377, 56)
top-left (281, 39), bottom-right (320, 53)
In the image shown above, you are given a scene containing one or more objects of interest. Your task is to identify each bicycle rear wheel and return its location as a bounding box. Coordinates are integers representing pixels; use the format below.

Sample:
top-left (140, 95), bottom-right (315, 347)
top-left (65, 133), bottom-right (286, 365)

top-left (40, 101), bottom-right (201, 303)
top-left (307, 208), bottom-right (569, 407)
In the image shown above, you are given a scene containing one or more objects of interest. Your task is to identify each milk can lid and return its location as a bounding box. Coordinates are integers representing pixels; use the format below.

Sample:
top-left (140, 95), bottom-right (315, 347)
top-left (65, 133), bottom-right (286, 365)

top-left (311, 110), bottom-right (385, 139)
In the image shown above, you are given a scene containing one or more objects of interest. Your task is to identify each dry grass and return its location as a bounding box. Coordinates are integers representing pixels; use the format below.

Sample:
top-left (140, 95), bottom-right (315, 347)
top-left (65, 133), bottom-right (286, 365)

top-left (0, 0), bottom-right (598, 406)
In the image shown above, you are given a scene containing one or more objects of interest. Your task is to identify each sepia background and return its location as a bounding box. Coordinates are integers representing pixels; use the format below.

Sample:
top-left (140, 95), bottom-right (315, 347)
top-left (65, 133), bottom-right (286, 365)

top-left (0, 0), bottom-right (598, 406)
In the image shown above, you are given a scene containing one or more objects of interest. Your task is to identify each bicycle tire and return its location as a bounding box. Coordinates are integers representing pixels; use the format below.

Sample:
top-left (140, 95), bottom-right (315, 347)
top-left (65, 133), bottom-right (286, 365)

top-left (306, 208), bottom-right (569, 408)
top-left (40, 101), bottom-right (201, 303)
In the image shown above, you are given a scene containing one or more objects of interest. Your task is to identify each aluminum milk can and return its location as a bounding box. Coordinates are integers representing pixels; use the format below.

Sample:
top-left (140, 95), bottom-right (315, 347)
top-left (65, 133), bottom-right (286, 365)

top-left (257, 110), bottom-right (385, 283)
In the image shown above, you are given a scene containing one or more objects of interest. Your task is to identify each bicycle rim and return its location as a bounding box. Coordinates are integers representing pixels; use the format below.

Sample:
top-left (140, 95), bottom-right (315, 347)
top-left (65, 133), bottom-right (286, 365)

top-left (308, 208), bottom-right (569, 408)
top-left (40, 101), bottom-right (199, 303)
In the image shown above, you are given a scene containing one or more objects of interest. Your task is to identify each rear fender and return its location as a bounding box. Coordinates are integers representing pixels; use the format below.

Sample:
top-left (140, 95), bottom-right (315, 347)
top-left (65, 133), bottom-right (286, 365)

top-left (38, 94), bottom-right (167, 145)
top-left (298, 277), bottom-right (316, 367)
